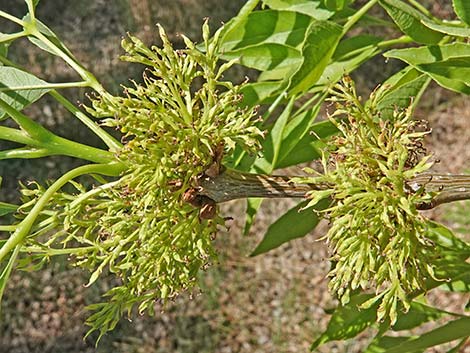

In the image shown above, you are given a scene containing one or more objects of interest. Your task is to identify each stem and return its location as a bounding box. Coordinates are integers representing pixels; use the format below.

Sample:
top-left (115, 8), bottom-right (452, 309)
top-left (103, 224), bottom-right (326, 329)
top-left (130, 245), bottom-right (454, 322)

top-left (0, 10), bottom-right (25, 26)
top-left (0, 147), bottom-right (51, 159)
top-left (0, 162), bottom-right (124, 262)
top-left (0, 100), bottom-right (115, 163)
top-left (21, 246), bottom-right (95, 256)
top-left (50, 91), bottom-right (122, 151)
top-left (198, 168), bottom-right (327, 202)
top-left (196, 168), bottom-right (470, 210)
top-left (342, 0), bottom-right (379, 35)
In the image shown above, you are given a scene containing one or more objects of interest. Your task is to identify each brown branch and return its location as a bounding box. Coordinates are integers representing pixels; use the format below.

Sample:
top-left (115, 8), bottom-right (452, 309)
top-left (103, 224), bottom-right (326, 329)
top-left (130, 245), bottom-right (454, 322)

top-left (194, 168), bottom-right (470, 211)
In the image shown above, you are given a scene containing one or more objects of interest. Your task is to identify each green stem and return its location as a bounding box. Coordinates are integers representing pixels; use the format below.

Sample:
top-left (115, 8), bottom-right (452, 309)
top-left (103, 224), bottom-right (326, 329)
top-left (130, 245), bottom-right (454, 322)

top-left (0, 10), bottom-right (25, 26)
top-left (0, 225), bottom-right (17, 232)
top-left (342, 0), bottom-right (379, 35)
top-left (22, 246), bottom-right (96, 256)
top-left (0, 147), bottom-right (51, 159)
top-left (50, 91), bottom-right (122, 151)
top-left (0, 31), bottom-right (27, 43)
top-left (0, 162), bottom-right (124, 263)
top-left (377, 35), bottom-right (414, 49)
top-left (407, 0), bottom-right (434, 20)
top-left (0, 100), bottom-right (115, 163)
top-left (28, 29), bottom-right (104, 93)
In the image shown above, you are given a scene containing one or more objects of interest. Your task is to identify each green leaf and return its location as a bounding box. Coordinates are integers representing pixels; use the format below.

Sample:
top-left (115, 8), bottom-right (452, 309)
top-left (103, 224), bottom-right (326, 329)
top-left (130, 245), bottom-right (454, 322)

top-left (240, 81), bottom-right (282, 106)
top-left (311, 293), bottom-right (378, 350)
top-left (0, 202), bottom-right (18, 216)
top-left (421, 19), bottom-right (470, 38)
top-left (244, 198), bottom-right (263, 235)
top-left (333, 34), bottom-right (382, 61)
top-left (364, 336), bottom-right (423, 353)
top-left (277, 98), bottom-right (323, 166)
top-left (288, 20), bottom-right (342, 95)
top-left (384, 43), bottom-right (470, 94)
top-left (243, 99), bottom-right (295, 235)
top-left (372, 66), bottom-right (431, 120)
top-left (24, 16), bottom-right (77, 60)
top-left (323, 0), bottom-right (352, 11)
top-left (381, 317), bottom-right (470, 353)
top-left (221, 43), bottom-right (302, 72)
top-left (0, 66), bottom-right (50, 118)
top-left (379, 0), bottom-right (444, 44)
top-left (453, 0), bottom-right (470, 25)
top-left (220, 10), bottom-right (313, 52)
top-left (392, 301), bottom-right (452, 331)
top-left (277, 119), bottom-right (339, 168)
top-left (262, 0), bottom-right (334, 19)
top-left (426, 221), bottom-right (470, 254)
top-left (251, 198), bottom-right (329, 256)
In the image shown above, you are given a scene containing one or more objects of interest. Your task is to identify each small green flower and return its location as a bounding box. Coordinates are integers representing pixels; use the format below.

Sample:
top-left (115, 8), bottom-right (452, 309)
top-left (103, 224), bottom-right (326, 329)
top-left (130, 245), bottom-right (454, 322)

top-left (18, 22), bottom-right (263, 338)
top-left (297, 77), bottom-right (436, 324)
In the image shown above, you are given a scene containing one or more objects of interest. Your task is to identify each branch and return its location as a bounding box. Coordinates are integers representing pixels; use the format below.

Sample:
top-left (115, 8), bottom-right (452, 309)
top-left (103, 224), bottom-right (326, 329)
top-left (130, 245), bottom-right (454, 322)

top-left (195, 168), bottom-right (470, 210)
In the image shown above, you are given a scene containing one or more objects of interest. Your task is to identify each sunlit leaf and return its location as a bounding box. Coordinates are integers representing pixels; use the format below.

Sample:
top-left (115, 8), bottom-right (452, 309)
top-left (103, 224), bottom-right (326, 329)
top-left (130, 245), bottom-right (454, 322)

top-left (380, 317), bottom-right (470, 353)
top-left (379, 0), bottom-right (444, 44)
top-left (453, 0), bottom-right (470, 25)
top-left (311, 293), bottom-right (378, 350)
top-left (220, 10), bottom-right (313, 51)
top-left (384, 43), bottom-right (470, 94)
top-left (221, 43), bottom-right (301, 72)
top-left (262, 0), bottom-right (334, 19)
top-left (288, 20), bottom-right (342, 95)
top-left (0, 66), bottom-right (50, 118)
top-left (371, 66), bottom-right (431, 119)
top-left (421, 19), bottom-right (470, 37)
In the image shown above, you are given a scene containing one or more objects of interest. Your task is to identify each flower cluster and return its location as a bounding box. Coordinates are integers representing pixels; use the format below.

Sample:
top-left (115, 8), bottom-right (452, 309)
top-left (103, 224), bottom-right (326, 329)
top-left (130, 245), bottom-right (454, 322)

top-left (298, 77), bottom-right (436, 324)
top-left (19, 23), bottom-right (263, 337)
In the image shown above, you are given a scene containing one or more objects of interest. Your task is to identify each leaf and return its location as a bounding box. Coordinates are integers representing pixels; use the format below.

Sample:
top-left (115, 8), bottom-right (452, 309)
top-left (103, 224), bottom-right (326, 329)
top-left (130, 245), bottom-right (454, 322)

top-left (372, 66), bottom-right (431, 120)
top-left (311, 293), bottom-right (378, 350)
top-left (244, 198), bottom-right (263, 235)
top-left (426, 221), bottom-right (470, 254)
top-left (262, 0), bottom-right (334, 19)
top-left (379, 0), bottom-right (444, 44)
top-left (220, 10), bottom-right (313, 52)
top-left (277, 119), bottom-right (339, 168)
top-left (421, 19), bottom-right (470, 38)
top-left (240, 81), bottom-right (282, 106)
top-left (221, 43), bottom-right (302, 72)
top-left (24, 16), bottom-right (77, 60)
top-left (251, 198), bottom-right (329, 256)
top-left (384, 43), bottom-right (470, 94)
top-left (381, 317), bottom-right (470, 353)
top-left (243, 99), bottom-right (295, 235)
top-left (364, 336), bottom-right (423, 353)
top-left (277, 98), bottom-right (323, 166)
top-left (288, 20), bottom-right (343, 95)
top-left (0, 66), bottom-right (50, 118)
top-left (0, 202), bottom-right (18, 216)
top-left (392, 301), bottom-right (452, 331)
top-left (333, 34), bottom-right (382, 61)
top-left (453, 0), bottom-right (470, 25)
top-left (323, 0), bottom-right (353, 11)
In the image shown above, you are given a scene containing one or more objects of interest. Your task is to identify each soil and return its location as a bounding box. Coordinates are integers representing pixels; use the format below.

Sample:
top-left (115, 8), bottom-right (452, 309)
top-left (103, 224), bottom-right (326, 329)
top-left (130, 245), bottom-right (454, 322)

top-left (0, 1), bottom-right (469, 353)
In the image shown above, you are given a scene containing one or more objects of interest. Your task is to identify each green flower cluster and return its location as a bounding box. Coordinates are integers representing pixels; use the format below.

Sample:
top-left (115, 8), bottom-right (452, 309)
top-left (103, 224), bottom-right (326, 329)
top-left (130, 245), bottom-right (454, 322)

top-left (18, 23), bottom-right (263, 337)
top-left (298, 77), bottom-right (436, 324)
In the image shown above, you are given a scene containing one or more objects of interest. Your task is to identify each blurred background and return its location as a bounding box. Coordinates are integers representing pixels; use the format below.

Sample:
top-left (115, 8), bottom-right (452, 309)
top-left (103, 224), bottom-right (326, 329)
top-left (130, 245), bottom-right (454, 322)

top-left (0, 1), bottom-right (469, 352)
